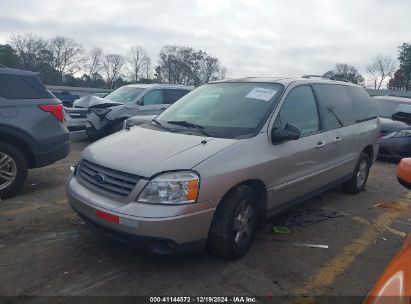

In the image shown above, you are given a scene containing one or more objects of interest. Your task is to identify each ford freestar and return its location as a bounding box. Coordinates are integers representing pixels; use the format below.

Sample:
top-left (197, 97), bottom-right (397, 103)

top-left (67, 77), bottom-right (380, 259)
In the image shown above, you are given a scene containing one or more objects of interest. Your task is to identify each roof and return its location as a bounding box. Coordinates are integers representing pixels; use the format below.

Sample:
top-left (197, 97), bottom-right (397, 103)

top-left (213, 77), bottom-right (360, 87)
top-left (372, 95), bottom-right (411, 103)
top-left (0, 67), bottom-right (39, 76)
top-left (124, 83), bottom-right (194, 90)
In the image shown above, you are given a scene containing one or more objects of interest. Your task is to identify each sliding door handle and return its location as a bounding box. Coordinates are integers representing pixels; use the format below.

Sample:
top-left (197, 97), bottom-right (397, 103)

top-left (315, 141), bottom-right (326, 149)
top-left (334, 136), bottom-right (342, 142)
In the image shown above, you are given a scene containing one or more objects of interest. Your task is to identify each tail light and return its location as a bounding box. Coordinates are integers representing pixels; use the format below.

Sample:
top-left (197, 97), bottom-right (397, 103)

top-left (377, 131), bottom-right (381, 144)
top-left (38, 104), bottom-right (64, 123)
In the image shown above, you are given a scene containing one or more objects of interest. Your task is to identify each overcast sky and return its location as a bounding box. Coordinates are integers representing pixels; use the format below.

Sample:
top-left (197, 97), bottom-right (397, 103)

top-left (0, 0), bottom-right (410, 78)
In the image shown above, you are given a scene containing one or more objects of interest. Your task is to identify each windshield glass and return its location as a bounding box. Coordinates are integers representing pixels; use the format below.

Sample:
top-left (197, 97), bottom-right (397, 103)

top-left (155, 82), bottom-right (283, 139)
top-left (104, 86), bottom-right (145, 103)
top-left (374, 99), bottom-right (411, 118)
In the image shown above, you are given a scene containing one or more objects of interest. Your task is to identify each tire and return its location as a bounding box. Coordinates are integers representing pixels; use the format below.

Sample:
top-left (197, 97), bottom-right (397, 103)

top-left (0, 141), bottom-right (28, 199)
top-left (110, 120), bottom-right (124, 134)
top-left (208, 185), bottom-right (258, 259)
top-left (343, 152), bottom-right (371, 194)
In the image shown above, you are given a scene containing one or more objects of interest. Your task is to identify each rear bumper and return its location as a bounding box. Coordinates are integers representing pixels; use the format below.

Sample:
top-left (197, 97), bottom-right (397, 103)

top-left (66, 176), bottom-right (216, 254)
top-left (65, 117), bottom-right (87, 131)
top-left (33, 135), bottom-right (70, 167)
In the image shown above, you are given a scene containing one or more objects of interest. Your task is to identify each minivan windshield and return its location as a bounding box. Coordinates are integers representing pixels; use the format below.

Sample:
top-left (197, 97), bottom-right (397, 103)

top-left (104, 86), bottom-right (145, 103)
top-left (155, 82), bottom-right (283, 139)
top-left (374, 99), bottom-right (411, 120)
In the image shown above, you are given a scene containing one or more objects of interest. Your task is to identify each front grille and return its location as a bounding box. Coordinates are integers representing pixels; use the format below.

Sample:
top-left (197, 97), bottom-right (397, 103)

top-left (78, 160), bottom-right (140, 198)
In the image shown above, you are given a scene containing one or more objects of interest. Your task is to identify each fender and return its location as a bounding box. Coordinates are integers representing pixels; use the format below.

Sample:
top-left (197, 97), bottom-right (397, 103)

top-left (0, 124), bottom-right (36, 149)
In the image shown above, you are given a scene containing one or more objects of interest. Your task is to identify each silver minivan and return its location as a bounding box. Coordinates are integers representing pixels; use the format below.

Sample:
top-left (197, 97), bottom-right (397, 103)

top-left (67, 77), bottom-right (380, 259)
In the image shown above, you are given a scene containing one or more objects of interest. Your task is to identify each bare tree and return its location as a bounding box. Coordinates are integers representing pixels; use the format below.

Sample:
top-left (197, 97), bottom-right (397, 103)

top-left (323, 63), bottom-right (364, 84)
top-left (157, 45), bottom-right (226, 86)
top-left (49, 36), bottom-right (84, 82)
top-left (9, 33), bottom-right (47, 70)
top-left (127, 46), bottom-right (150, 82)
top-left (141, 56), bottom-right (151, 79)
top-left (366, 55), bottom-right (396, 90)
top-left (84, 47), bottom-right (103, 78)
top-left (102, 53), bottom-right (125, 88)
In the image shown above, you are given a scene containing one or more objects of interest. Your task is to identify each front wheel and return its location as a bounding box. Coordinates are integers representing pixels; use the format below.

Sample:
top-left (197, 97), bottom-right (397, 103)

top-left (208, 185), bottom-right (258, 259)
top-left (0, 142), bottom-right (28, 199)
top-left (343, 152), bottom-right (371, 194)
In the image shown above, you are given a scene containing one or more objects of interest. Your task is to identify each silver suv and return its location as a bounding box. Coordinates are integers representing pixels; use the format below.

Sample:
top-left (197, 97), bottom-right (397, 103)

top-left (67, 77), bottom-right (379, 259)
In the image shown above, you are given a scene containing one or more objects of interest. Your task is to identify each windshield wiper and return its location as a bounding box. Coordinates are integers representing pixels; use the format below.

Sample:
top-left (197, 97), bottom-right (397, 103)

top-left (151, 118), bottom-right (174, 132)
top-left (167, 120), bottom-right (211, 137)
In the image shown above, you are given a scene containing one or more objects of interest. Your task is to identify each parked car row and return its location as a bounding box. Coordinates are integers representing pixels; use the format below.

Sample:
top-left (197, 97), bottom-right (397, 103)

top-left (1, 66), bottom-right (410, 261)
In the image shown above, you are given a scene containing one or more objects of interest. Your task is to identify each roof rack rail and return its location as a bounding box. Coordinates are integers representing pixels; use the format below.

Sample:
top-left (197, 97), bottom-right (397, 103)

top-left (301, 75), bottom-right (324, 79)
top-left (0, 64), bottom-right (7, 68)
top-left (302, 74), bottom-right (353, 83)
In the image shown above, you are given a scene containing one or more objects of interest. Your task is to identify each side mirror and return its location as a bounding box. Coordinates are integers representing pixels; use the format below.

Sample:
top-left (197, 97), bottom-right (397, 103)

top-left (137, 99), bottom-right (143, 106)
top-left (271, 122), bottom-right (301, 144)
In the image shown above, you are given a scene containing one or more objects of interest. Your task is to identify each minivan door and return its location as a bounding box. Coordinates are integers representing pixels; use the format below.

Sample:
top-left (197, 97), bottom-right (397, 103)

top-left (312, 84), bottom-right (358, 179)
top-left (266, 85), bottom-right (336, 210)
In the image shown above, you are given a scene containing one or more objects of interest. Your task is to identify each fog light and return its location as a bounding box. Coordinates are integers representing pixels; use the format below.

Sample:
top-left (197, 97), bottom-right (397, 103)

top-left (70, 163), bottom-right (78, 175)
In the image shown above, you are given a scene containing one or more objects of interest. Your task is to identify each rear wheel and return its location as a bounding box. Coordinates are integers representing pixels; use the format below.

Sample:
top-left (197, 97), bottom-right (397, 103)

top-left (343, 152), bottom-right (371, 194)
top-left (0, 142), bottom-right (28, 199)
top-left (208, 185), bottom-right (258, 259)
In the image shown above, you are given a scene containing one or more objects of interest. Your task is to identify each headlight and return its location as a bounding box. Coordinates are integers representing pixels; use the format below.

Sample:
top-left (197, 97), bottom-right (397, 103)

top-left (137, 171), bottom-right (199, 204)
top-left (394, 129), bottom-right (411, 138)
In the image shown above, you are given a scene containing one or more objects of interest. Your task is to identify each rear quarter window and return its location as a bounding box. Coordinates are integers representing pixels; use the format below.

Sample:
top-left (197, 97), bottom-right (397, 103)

top-left (346, 86), bottom-right (378, 122)
top-left (0, 74), bottom-right (53, 100)
top-left (164, 89), bottom-right (190, 104)
top-left (313, 84), bottom-right (355, 131)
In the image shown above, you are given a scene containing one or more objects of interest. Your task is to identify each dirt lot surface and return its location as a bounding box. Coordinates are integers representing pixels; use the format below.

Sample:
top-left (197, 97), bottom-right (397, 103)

top-left (1, 135), bottom-right (410, 302)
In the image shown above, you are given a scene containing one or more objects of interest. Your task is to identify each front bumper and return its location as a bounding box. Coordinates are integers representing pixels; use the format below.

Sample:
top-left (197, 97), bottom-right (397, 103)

top-left (66, 176), bottom-right (217, 254)
top-left (86, 113), bottom-right (112, 139)
top-left (378, 137), bottom-right (411, 159)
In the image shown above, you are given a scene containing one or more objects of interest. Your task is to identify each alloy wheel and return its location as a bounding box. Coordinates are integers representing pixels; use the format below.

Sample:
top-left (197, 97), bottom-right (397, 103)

top-left (0, 152), bottom-right (17, 190)
top-left (233, 200), bottom-right (255, 248)
top-left (356, 160), bottom-right (368, 189)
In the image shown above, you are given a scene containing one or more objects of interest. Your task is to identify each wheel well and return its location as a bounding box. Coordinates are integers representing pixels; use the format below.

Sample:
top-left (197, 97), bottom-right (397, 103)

top-left (362, 145), bottom-right (374, 161)
top-left (220, 179), bottom-right (268, 225)
top-left (0, 133), bottom-right (35, 168)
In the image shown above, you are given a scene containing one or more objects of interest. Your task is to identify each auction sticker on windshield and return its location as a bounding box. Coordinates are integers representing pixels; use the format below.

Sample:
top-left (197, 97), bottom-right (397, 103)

top-left (246, 87), bottom-right (277, 101)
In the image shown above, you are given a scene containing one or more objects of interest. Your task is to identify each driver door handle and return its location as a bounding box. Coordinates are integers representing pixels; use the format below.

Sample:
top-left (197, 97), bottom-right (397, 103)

top-left (334, 136), bottom-right (342, 142)
top-left (315, 141), bottom-right (326, 149)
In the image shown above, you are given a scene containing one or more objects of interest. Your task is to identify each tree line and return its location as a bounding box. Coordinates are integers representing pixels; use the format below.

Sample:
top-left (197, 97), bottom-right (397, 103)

top-left (315, 43), bottom-right (411, 90)
top-left (0, 33), bottom-right (226, 89)
top-left (0, 33), bottom-right (410, 91)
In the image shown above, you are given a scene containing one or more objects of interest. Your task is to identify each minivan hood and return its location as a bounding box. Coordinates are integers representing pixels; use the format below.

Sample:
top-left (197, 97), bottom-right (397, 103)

top-left (81, 126), bottom-right (237, 178)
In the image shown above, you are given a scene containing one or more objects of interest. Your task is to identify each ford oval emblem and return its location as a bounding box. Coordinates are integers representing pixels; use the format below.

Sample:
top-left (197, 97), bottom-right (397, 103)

top-left (93, 173), bottom-right (106, 184)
